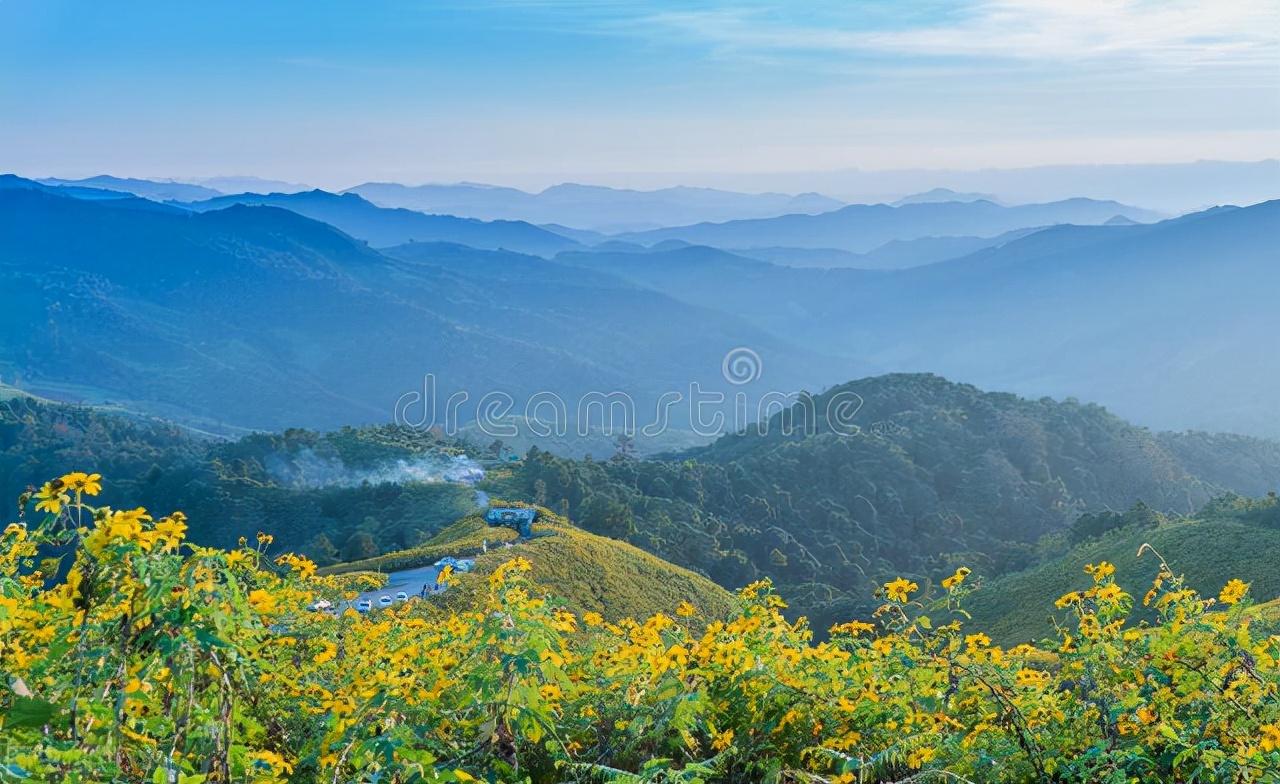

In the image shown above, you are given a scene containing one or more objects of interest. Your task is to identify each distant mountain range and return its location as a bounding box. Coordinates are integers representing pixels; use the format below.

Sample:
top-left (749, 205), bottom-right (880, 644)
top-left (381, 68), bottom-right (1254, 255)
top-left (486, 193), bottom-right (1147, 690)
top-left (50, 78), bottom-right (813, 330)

top-left (636, 160), bottom-right (1280, 214)
top-left (344, 181), bottom-right (846, 232)
top-left (721, 228), bottom-right (1042, 270)
top-left (0, 182), bottom-right (821, 432)
top-left (558, 199), bottom-right (1280, 436)
top-left (612, 198), bottom-right (1165, 253)
top-left (3, 170), bottom-right (1276, 438)
top-left (179, 189), bottom-right (582, 256)
top-left (36, 174), bottom-right (223, 202)
top-left (893, 187), bottom-right (1000, 205)
top-left (187, 175), bottom-right (311, 194)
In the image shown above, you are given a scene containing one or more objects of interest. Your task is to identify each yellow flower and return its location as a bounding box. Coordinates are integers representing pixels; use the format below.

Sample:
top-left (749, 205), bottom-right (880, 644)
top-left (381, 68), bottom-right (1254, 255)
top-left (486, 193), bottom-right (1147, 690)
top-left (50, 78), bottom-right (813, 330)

top-left (539, 683), bottom-right (562, 702)
top-left (1014, 668), bottom-right (1050, 687)
top-left (60, 472), bottom-right (102, 496)
top-left (153, 516), bottom-right (188, 551)
top-left (1084, 561), bottom-right (1116, 582)
top-left (676, 601), bottom-right (696, 617)
top-left (1095, 583), bottom-right (1125, 603)
top-left (830, 620), bottom-right (875, 637)
top-left (248, 589), bottom-right (278, 614)
top-left (964, 632), bottom-right (991, 650)
top-left (1218, 578), bottom-right (1249, 606)
top-left (582, 611), bottom-right (604, 627)
top-left (34, 481), bottom-right (68, 515)
top-left (941, 566), bottom-right (971, 590)
top-left (249, 749), bottom-right (294, 775)
top-left (1055, 591), bottom-right (1082, 609)
top-left (1261, 723), bottom-right (1280, 753)
top-left (313, 641), bottom-right (337, 665)
top-left (711, 728), bottom-right (734, 751)
top-left (883, 577), bottom-right (918, 603)
top-left (907, 747), bottom-right (937, 768)
top-left (275, 552), bottom-right (317, 580)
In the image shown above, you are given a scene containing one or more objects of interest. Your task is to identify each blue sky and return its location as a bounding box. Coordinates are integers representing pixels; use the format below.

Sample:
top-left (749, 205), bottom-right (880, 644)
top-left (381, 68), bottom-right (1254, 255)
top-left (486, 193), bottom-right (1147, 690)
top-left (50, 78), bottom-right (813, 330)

top-left (1, 0), bottom-right (1276, 189)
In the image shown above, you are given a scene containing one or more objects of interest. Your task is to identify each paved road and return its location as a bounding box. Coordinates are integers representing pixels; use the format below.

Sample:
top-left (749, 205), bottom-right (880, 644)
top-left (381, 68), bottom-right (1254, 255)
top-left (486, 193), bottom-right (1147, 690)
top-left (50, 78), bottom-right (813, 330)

top-left (347, 564), bottom-right (444, 610)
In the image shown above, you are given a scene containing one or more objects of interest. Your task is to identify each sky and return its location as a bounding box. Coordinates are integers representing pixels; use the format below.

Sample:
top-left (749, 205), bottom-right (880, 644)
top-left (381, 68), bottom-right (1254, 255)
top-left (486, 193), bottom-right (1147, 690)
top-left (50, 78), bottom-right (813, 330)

top-left (1, 0), bottom-right (1277, 190)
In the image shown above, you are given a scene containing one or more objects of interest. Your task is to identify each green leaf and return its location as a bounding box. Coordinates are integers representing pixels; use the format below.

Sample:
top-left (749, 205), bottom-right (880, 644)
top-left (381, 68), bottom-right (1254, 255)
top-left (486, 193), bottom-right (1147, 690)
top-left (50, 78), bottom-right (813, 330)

top-left (4, 697), bottom-right (56, 728)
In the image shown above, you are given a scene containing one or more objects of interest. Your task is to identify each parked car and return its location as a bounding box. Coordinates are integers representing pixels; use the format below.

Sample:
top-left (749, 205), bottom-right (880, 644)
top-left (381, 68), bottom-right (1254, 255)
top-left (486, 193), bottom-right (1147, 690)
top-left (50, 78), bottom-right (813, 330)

top-left (356, 599), bottom-right (372, 612)
top-left (394, 591), bottom-right (409, 602)
top-left (308, 599), bottom-right (332, 612)
top-left (378, 595), bottom-right (393, 607)
top-left (455, 559), bottom-right (475, 573)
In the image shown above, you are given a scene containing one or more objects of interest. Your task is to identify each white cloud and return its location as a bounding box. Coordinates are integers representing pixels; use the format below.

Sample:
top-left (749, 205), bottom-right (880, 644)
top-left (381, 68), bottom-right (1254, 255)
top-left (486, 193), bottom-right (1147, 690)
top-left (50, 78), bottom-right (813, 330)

top-left (639, 1), bottom-right (1280, 72)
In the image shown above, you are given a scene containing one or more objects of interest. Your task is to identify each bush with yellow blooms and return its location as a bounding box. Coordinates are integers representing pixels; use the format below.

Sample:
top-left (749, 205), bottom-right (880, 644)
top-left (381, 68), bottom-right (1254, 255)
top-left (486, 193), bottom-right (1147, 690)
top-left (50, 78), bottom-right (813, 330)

top-left (1, 474), bottom-right (1278, 782)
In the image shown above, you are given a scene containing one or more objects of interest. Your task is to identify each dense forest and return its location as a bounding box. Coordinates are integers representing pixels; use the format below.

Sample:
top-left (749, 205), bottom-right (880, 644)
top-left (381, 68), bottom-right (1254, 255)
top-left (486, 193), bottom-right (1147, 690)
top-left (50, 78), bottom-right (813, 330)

top-left (6, 374), bottom-right (1280, 631)
top-left (0, 393), bottom-right (476, 563)
top-left (498, 375), bottom-right (1280, 627)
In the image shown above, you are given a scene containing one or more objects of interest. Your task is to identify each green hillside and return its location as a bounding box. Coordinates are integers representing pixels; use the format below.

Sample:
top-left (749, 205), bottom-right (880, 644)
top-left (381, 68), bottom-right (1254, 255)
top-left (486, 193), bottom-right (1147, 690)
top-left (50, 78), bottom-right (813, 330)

top-left (329, 505), bottom-right (737, 623)
top-left (965, 494), bottom-right (1280, 643)
top-left (6, 375), bottom-right (1279, 634)
top-left (499, 374), bottom-right (1280, 630)
top-left (0, 395), bottom-right (478, 557)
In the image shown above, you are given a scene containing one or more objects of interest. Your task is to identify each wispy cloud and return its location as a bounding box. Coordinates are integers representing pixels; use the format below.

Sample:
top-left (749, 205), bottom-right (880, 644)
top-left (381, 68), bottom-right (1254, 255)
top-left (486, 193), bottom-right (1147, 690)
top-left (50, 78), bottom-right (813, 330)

top-left (633, 1), bottom-right (1280, 71)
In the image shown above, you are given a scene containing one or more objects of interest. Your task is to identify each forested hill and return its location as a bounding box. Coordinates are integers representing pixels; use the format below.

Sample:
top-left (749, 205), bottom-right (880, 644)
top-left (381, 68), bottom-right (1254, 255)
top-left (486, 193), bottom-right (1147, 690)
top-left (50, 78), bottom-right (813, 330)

top-left (502, 374), bottom-right (1280, 629)
top-left (6, 374), bottom-right (1280, 632)
top-left (0, 395), bottom-right (478, 560)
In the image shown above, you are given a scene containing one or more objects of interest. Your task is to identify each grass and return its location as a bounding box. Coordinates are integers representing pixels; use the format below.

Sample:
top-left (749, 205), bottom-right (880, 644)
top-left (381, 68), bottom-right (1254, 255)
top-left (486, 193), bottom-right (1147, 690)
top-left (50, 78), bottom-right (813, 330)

top-left (323, 502), bottom-right (737, 623)
top-left (964, 517), bottom-right (1280, 644)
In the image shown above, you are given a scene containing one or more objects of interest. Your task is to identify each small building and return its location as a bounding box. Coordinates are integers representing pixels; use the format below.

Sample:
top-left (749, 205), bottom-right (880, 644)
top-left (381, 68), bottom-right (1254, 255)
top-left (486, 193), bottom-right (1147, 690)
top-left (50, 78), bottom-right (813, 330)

top-left (485, 507), bottom-right (537, 538)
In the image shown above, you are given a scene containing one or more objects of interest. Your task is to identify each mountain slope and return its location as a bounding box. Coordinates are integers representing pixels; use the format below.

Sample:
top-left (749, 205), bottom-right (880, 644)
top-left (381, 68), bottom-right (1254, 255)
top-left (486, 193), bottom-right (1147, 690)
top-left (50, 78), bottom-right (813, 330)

top-left (964, 495), bottom-right (1280, 642)
top-left (494, 373), bottom-right (1280, 629)
top-left (561, 201), bottom-right (1280, 436)
top-left (0, 188), bottom-right (822, 432)
top-left (180, 189), bottom-right (581, 256)
top-left (332, 506), bottom-right (737, 623)
top-left (615, 198), bottom-right (1163, 252)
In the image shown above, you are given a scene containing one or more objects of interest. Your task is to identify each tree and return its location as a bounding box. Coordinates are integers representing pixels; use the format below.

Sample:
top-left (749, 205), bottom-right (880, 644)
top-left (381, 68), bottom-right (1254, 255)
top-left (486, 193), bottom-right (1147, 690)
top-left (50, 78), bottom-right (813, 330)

top-left (308, 533), bottom-right (340, 566)
top-left (342, 531), bottom-right (378, 561)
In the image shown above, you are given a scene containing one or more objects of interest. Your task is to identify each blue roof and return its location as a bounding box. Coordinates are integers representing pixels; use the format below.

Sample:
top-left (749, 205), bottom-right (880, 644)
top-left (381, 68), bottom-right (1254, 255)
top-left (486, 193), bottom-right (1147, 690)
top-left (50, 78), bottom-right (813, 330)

top-left (485, 507), bottom-right (537, 525)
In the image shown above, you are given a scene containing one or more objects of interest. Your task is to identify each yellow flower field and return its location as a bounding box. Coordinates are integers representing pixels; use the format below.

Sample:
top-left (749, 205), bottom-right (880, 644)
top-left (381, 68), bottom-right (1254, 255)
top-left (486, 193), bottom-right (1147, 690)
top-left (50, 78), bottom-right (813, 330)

top-left (1, 474), bottom-right (1278, 782)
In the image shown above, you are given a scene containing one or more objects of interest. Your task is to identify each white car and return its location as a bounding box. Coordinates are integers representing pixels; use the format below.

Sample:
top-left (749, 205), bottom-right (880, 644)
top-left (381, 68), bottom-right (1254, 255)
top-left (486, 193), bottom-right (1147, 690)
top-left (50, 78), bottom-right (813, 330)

top-left (394, 591), bottom-right (409, 602)
top-left (356, 599), bottom-right (372, 612)
top-left (378, 595), bottom-right (393, 607)
top-left (308, 599), bottom-right (333, 612)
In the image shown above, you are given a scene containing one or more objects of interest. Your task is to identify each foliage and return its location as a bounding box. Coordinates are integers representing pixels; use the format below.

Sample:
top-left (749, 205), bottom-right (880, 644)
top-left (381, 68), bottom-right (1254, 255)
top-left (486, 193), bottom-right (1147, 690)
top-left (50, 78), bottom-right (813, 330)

top-left (2, 475), bottom-right (1279, 783)
top-left (499, 375), bottom-right (1280, 630)
top-left (326, 505), bottom-right (736, 625)
top-left (0, 398), bottom-right (476, 561)
top-left (965, 494), bottom-right (1280, 643)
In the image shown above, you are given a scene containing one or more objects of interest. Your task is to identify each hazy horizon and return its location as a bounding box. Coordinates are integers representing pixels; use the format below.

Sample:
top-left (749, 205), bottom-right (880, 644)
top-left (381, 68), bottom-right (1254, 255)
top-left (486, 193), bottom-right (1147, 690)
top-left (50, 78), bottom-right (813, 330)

top-left (3, 0), bottom-right (1277, 194)
top-left (14, 158), bottom-right (1278, 214)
